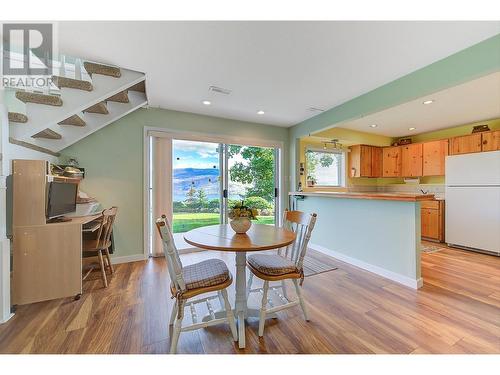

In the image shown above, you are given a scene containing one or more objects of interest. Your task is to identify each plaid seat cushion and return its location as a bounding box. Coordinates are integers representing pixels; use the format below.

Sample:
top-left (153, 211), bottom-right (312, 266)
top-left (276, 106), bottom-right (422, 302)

top-left (182, 259), bottom-right (230, 290)
top-left (247, 254), bottom-right (299, 276)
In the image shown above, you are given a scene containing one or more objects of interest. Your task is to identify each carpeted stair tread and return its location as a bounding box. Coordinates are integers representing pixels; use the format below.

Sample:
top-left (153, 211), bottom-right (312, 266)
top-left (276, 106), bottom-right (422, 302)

top-left (106, 90), bottom-right (129, 103)
top-left (58, 115), bottom-right (86, 127)
top-left (84, 102), bottom-right (109, 115)
top-left (8, 112), bottom-right (28, 123)
top-left (52, 76), bottom-right (93, 91)
top-left (15, 91), bottom-right (63, 106)
top-left (83, 62), bottom-right (121, 78)
top-left (9, 137), bottom-right (60, 157)
top-left (32, 128), bottom-right (62, 140)
top-left (128, 80), bottom-right (146, 93)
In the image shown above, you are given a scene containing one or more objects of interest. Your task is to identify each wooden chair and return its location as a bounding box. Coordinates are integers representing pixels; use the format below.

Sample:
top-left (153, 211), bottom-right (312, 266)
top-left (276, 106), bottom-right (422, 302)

top-left (246, 209), bottom-right (317, 337)
top-left (156, 215), bottom-right (237, 354)
top-left (82, 207), bottom-right (117, 288)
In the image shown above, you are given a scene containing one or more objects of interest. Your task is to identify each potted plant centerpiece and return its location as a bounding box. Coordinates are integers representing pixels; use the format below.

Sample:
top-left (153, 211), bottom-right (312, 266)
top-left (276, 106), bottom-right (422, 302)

top-left (228, 201), bottom-right (258, 234)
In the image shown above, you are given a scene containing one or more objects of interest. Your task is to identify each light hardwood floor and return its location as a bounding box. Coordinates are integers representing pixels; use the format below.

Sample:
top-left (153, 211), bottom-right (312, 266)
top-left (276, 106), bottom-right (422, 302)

top-left (0, 243), bottom-right (499, 354)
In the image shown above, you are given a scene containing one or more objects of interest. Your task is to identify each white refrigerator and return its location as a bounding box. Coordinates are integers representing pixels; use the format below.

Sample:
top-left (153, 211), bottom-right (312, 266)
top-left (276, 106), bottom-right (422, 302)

top-left (445, 150), bottom-right (500, 255)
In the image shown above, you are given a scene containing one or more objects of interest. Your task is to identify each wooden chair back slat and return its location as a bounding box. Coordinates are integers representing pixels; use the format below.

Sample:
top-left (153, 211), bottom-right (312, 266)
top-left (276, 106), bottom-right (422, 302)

top-left (280, 209), bottom-right (317, 270)
top-left (94, 207), bottom-right (118, 250)
top-left (155, 215), bottom-right (186, 292)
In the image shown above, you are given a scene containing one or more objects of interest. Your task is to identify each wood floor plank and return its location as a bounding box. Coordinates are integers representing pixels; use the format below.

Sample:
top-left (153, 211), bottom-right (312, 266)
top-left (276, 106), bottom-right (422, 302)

top-left (0, 244), bottom-right (499, 354)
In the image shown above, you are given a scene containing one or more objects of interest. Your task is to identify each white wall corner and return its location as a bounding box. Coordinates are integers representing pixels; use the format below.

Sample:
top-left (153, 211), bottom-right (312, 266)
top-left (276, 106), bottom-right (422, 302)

top-left (309, 243), bottom-right (423, 290)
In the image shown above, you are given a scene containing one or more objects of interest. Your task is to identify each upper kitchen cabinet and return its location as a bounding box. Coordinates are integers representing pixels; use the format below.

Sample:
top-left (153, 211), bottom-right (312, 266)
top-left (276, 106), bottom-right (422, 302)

top-left (481, 130), bottom-right (500, 151)
top-left (382, 146), bottom-right (402, 177)
top-left (349, 145), bottom-right (383, 178)
top-left (349, 145), bottom-right (372, 177)
top-left (423, 139), bottom-right (448, 176)
top-left (371, 147), bottom-right (383, 177)
top-left (401, 143), bottom-right (423, 177)
top-left (449, 133), bottom-right (482, 155)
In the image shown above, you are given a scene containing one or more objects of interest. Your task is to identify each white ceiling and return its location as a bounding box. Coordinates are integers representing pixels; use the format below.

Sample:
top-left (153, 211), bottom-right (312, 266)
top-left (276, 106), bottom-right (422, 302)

top-left (57, 21), bottom-right (500, 127)
top-left (336, 71), bottom-right (500, 137)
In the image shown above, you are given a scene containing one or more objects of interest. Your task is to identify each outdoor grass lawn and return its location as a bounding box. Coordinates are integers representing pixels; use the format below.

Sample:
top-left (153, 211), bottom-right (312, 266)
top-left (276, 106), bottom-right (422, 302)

top-left (172, 212), bottom-right (274, 233)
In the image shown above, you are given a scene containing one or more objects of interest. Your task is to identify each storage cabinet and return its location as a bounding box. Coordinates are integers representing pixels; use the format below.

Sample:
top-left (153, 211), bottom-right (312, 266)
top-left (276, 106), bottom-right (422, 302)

top-left (382, 146), bottom-right (402, 177)
top-left (449, 133), bottom-right (482, 155)
top-left (421, 200), bottom-right (445, 242)
top-left (371, 146), bottom-right (383, 177)
top-left (481, 130), bottom-right (500, 151)
top-left (423, 139), bottom-right (448, 176)
top-left (349, 145), bottom-right (383, 178)
top-left (349, 145), bottom-right (372, 177)
top-left (401, 143), bottom-right (423, 177)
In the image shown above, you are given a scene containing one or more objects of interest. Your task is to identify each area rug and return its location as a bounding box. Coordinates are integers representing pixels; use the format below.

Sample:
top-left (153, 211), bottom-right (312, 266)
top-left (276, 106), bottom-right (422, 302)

top-left (421, 243), bottom-right (445, 254)
top-left (302, 249), bottom-right (338, 277)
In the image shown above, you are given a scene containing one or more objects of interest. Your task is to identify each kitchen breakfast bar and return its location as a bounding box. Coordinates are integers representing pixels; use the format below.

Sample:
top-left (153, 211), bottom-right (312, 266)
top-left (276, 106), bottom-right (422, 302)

top-left (289, 191), bottom-right (435, 289)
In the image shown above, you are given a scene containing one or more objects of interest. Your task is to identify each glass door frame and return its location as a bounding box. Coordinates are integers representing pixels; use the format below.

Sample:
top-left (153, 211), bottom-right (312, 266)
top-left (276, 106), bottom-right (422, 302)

top-left (220, 144), bottom-right (281, 226)
top-left (144, 128), bottom-right (284, 256)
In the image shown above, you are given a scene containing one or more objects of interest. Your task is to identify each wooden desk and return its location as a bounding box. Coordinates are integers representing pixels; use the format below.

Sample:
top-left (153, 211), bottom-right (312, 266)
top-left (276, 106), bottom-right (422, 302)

top-left (13, 214), bottom-right (102, 305)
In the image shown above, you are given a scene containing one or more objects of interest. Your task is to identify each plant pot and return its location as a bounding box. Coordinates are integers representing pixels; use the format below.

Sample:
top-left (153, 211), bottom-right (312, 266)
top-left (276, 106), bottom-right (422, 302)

top-left (230, 218), bottom-right (252, 234)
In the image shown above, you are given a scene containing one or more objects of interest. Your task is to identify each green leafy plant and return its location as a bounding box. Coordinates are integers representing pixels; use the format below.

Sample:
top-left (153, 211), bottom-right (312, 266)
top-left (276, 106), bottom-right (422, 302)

top-left (228, 200), bottom-right (258, 220)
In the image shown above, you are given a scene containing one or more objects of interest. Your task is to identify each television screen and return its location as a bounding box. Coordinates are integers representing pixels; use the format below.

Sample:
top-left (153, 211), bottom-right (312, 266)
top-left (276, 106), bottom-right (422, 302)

top-left (46, 181), bottom-right (78, 219)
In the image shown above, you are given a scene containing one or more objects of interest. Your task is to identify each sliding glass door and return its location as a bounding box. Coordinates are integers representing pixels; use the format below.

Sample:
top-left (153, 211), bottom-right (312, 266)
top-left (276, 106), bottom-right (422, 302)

top-left (172, 139), bottom-right (223, 233)
top-left (225, 144), bottom-right (277, 225)
top-left (169, 140), bottom-right (280, 233)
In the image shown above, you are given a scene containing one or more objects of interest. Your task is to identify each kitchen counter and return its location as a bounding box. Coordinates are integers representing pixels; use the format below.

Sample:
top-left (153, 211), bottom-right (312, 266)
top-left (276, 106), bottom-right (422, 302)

top-left (289, 190), bottom-right (426, 289)
top-left (290, 191), bottom-right (435, 202)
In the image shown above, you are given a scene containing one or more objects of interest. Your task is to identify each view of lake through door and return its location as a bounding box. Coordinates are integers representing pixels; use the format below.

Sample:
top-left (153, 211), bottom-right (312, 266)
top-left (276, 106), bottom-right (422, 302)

top-left (172, 139), bottom-right (278, 233)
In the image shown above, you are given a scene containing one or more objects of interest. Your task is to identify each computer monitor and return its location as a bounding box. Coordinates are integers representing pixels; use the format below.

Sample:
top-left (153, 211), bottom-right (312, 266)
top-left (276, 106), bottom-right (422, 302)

top-left (46, 181), bottom-right (78, 219)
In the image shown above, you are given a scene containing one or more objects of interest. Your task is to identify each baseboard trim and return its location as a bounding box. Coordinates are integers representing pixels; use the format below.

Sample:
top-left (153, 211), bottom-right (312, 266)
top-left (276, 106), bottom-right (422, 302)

top-left (111, 254), bottom-right (147, 265)
top-left (309, 243), bottom-right (423, 290)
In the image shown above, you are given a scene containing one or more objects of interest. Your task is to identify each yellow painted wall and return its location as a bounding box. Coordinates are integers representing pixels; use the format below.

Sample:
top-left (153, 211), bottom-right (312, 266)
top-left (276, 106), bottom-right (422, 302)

top-left (299, 118), bottom-right (500, 188)
top-left (298, 127), bottom-right (393, 189)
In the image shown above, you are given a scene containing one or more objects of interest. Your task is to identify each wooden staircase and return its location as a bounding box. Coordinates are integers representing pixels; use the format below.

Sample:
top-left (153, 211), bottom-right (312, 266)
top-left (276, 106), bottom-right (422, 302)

top-left (5, 55), bottom-right (147, 156)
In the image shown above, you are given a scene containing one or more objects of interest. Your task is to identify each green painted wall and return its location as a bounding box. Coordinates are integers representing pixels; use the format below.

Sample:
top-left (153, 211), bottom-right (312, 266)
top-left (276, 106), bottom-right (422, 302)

top-left (295, 196), bottom-right (421, 284)
top-left (61, 108), bottom-right (289, 258)
top-left (289, 34), bottom-right (500, 188)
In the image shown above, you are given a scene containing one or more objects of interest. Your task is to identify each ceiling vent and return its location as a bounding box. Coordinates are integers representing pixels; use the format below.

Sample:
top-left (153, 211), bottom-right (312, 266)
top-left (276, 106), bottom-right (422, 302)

top-left (209, 85), bottom-right (232, 95)
top-left (307, 107), bottom-right (325, 113)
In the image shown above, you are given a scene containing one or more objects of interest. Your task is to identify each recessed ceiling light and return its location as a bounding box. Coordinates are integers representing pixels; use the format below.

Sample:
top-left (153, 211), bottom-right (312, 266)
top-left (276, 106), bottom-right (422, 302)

top-left (369, 124), bottom-right (378, 128)
top-left (202, 100), bottom-right (211, 106)
top-left (408, 127), bottom-right (416, 131)
top-left (423, 100), bottom-right (434, 105)
top-left (257, 110), bottom-right (265, 115)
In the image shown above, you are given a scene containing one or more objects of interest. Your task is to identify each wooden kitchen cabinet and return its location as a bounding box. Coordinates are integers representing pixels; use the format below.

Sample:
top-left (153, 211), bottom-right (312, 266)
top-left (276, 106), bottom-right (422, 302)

top-left (449, 133), bottom-right (482, 155)
top-left (421, 200), bottom-right (445, 242)
top-left (401, 143), bottom-right (423, 177)
top-left (423, 139), bottom-right (448, 176)
top-left (349, 145), bottom-right (383, 178)
top-left (371, 147), bottom-right (383, 177)
top-left (382, 146), bottom-right (402, 177)
top-left (481, 130), bottom-right (500, 151)
top-left (349, 145), bottom-right (372, 177)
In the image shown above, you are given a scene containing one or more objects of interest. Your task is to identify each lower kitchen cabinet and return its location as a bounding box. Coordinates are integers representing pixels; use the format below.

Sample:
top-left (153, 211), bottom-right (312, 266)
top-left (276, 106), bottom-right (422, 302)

top-left (421, 200), bottom-right (445, 242)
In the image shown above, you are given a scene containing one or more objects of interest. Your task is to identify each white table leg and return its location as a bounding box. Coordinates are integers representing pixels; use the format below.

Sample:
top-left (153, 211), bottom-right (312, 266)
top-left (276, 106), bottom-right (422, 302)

top-left (234, 251), bottom-right (247, 348)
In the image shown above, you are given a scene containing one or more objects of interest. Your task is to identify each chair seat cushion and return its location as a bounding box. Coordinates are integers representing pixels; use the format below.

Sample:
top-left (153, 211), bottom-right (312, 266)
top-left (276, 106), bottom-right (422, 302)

top-left (247, 254), bottom-right (299, 276)
top-left (183, 258), bottom-right (230, 290)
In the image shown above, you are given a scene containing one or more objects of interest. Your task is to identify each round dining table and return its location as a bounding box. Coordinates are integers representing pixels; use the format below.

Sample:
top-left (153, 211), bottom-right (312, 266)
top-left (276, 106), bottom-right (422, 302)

top-left (184, 223), bottom-right (296, 349)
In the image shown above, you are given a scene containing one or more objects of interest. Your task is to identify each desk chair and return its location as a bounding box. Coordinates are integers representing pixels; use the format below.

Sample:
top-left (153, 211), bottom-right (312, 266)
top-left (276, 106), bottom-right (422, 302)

top-left (82, 207), bottom-right (118, 288)
top-left (246, 209), bottom-right (317, 337)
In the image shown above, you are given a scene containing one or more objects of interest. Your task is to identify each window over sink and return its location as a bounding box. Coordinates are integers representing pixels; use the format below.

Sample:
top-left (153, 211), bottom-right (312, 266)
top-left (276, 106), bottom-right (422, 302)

top-left (305, 149), bottom-right (345, 187)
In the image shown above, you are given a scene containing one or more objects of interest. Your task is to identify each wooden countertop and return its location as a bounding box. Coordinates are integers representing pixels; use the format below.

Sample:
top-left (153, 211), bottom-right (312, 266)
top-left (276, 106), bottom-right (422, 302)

top-left (289, 191), bottom-right (435, 202)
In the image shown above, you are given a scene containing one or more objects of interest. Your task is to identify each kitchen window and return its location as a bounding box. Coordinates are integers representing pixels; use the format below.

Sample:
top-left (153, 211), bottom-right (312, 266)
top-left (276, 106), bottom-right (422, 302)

top-left (305, 149), bottom-right (345, 187)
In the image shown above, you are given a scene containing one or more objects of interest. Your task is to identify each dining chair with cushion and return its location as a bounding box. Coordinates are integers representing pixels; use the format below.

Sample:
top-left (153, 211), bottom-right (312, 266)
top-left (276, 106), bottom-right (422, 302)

top-left (156, 215), bottom-right (237, 354)
top-left (82, 207), bottom-right (117, 288)
top-left (246, 209), bottom-right (317, 337)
